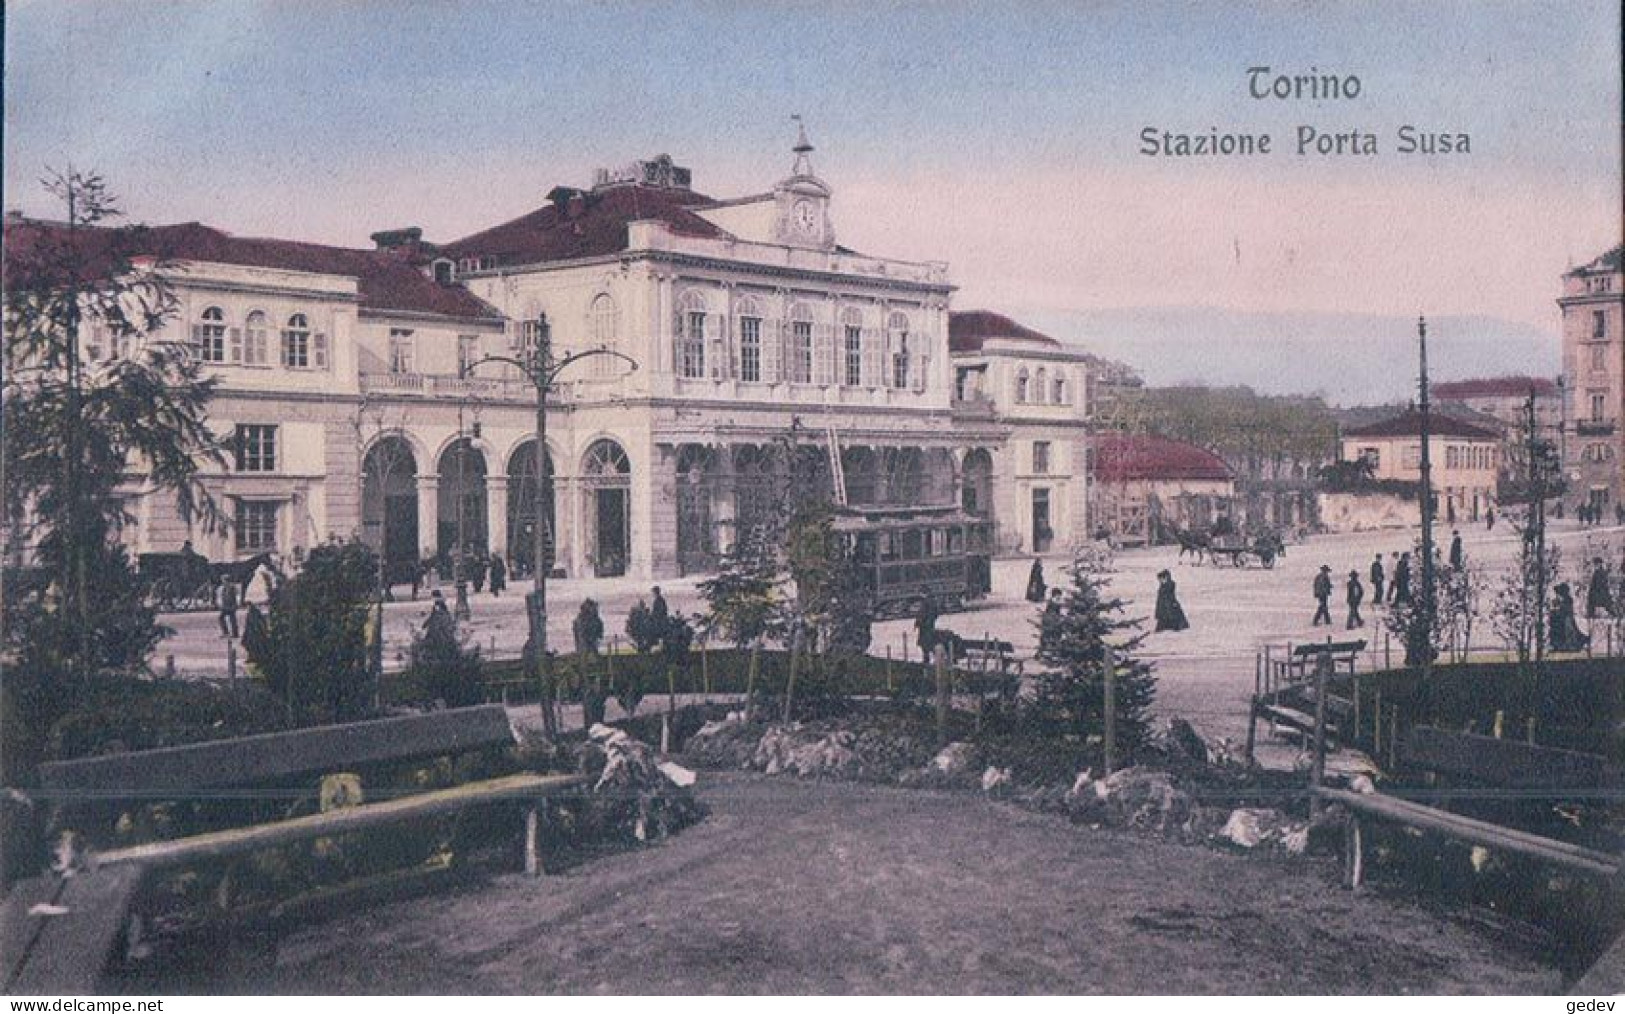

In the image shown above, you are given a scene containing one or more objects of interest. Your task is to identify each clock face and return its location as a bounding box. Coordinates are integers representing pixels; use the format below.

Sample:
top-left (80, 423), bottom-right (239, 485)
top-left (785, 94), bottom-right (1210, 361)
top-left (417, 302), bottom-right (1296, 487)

top-left (792, 199), bottom-right (818, 234)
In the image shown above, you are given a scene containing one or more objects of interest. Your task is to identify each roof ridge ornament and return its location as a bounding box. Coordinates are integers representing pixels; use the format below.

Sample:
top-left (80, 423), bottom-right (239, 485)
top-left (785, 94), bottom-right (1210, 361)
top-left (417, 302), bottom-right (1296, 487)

top-left (791, 114), bottom-right (814, 177)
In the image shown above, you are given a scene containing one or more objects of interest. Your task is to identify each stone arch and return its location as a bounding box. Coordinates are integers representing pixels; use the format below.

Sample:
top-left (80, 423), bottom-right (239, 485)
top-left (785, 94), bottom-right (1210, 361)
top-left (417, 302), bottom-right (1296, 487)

top-left (436, 438), bottom-right (488, 562)
top-left (962, 448), bottom-right (994, 521)
top-left (506, 439), bottom-right (557, 579)
top-left (582, 437), bottom-right (632, 577)
top-left (362, 434), bottom-right (419, 586)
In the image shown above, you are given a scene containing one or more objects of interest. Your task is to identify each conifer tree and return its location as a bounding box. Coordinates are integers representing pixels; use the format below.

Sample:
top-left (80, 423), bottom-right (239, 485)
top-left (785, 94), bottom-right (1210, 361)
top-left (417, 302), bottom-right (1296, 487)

top-left (1031, 552), bottom-right (1157, 755)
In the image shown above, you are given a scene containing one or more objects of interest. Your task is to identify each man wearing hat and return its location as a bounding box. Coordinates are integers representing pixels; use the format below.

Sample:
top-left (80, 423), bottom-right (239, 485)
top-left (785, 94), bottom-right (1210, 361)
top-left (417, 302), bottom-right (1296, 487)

top-left (1345, 569), bottom-right (1365, 629)
top-left (1312, 564), bottom-right (1333, 626)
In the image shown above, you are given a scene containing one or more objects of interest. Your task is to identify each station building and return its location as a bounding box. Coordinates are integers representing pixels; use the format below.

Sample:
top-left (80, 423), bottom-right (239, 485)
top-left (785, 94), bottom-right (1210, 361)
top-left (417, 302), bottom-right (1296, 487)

top-left (6, 140), bottom-right (1103, 579)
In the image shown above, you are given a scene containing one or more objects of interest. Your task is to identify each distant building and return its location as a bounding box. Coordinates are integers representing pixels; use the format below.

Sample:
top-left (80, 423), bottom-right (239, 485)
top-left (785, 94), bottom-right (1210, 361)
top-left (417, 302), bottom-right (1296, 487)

top-left (1091, 433), bottom-right (1234, 545)
top-left (1340, 409), bottom-right (1499, 523)
top-left (1433, 376), bottom-right (1561, 491)
top-left (1558, 246), bottom-right (1623, 513)
top-left (949, 311), bottom-right (1093, 554)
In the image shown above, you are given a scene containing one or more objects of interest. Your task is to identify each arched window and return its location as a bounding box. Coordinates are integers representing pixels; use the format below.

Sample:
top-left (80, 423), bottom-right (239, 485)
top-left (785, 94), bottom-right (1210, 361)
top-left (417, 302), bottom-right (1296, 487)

top-left (841, 307), bottom-right (864, 387)
top-left (589, 293), bottom-right (619, 376)
top-left (583, 438), bottom-right (631, 480)
top-left (283, 313), bottom-right (312, 368)
top-left (243, 311), bottom-right (269, 366)
top-left (888, 311), bottom-right (911, 390)
top-left (1052, 372), bottom-right (1067, 405)
top-left (195, 306), bottom-right (227, 363)
top-left (1015, 368), bottom-right (1030, 404)
top-left (1035, 367), bottom-right (1049, 405)
top-left (676, 290), bottom-right (708, 378)
top-left (789, 302), bottom-right (814, 384)
top-left (736, 294), bottom-right (765, 383)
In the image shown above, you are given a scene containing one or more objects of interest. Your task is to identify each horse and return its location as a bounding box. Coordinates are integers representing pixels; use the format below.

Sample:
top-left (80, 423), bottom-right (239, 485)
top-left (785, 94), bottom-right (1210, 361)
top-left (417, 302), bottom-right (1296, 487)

top-left (1173, 527), bottom-right (1210, 564)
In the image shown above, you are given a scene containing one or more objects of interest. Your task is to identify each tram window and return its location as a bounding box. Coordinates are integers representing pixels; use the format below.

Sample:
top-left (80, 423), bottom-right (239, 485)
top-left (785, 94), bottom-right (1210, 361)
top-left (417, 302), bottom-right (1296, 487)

top-left (947, 528), bottom-right (964, 554)
top-left (880, 533), bottom-right (897, 561)
top-left (855, 534), bottom-right (878, 563)
top-left (900, 529), bottom-right (923, 560)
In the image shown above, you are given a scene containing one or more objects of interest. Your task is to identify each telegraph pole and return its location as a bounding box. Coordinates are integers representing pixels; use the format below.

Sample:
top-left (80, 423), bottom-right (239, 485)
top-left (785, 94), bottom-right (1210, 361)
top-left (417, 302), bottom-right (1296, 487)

top-left (1417, 316), bottom-right (1436, 683)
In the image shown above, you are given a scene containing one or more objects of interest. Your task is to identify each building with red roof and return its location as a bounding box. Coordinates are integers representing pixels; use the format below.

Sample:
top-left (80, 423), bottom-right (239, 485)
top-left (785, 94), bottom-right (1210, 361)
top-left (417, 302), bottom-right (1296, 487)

top-left (1090, 433), bottom-right (1236, 545)
top-left (1340, 409), bottom-right (1500, 523)
top-left (16, 138), bottom-right (1118, 580)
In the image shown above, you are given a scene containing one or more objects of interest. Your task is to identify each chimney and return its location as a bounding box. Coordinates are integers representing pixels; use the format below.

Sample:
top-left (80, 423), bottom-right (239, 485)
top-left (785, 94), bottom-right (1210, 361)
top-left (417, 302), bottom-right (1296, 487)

top-left (370, 226), bottom-right (424, 253)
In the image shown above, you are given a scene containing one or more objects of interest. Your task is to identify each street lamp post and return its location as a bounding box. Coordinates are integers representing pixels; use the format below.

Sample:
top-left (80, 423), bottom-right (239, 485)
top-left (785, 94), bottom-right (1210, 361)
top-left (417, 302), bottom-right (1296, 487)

top-left (465, 313), bottom-right (637, 736)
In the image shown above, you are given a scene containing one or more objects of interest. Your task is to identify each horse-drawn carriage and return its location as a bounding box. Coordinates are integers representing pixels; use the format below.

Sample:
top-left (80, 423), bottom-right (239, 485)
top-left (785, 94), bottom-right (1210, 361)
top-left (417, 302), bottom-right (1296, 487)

top-left (136, 550), bottom-right (275, 611)
top-left (1173, 526), bottom-right (1286, 569)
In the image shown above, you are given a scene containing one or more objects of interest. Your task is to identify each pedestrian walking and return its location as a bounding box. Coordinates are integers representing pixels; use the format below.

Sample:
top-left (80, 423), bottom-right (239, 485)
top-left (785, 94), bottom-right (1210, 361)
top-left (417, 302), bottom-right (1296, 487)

top-left (489, 554), bottom-right (507, 597)
top-left (651, 585), bottom-right (669, 628)
top-left (1393, 552), bottom-right (1413, 606)
top-left (1550, 583), bottom-right (1590, 653)
top-left (1346, 570), bottom-right (1365, 629)
top-left (1025, 558), bottom-right (1047, 603)
top-left (1448, 530), bottom-right (1463, 570)
top-left (1587, 557), bottom-right (1615, 619)
top-left (1486, 506), bottom-right (1495, 532)
top-left (1154, 570), bottom-right (1189, 632)
top-left (1387, 552), bottom-right (1402, 603)
top-left (1369, 553), bottom-right (1385, 605)
top-left (1312, 565), bottom-right (1333, 626)
top-left (428, 589), bottom-right (452, 627)
top-left (216, 575), bottom-right (240, 638)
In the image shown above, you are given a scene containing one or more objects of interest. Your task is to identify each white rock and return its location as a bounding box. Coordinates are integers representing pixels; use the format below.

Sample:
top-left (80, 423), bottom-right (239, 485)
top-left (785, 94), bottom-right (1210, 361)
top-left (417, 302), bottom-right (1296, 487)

top-left (1282, 828), bottom-right (1310, 855)
top-left (981, 766), bottom-right (1011, 792)
top-left (1220, 808), bottom-right (1265, 848)
top-left (932, 742), bottom-right (976, 775)
top-left (658, 761), bottom-right (697, 787)
top-left (1068, 769), bottom-right (1094, 799)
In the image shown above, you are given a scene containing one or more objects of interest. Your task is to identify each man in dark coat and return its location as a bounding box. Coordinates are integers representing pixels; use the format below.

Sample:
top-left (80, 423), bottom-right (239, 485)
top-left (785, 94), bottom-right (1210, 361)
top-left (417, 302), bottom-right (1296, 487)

top-left (488, 554), bottom-right (507, 597)
top-left (1346, 570), bottom-right (1365, 629)
top-left (1587, 558), bottom-right (1615, 619)
top-left (1369, 554), bottom-right (1385, 605)
top-left (1448, 530), bottom-right (1464, 570)
top-left (1312, 565), bottom-right (1333, 626)
top-left (1154, 570), bottom-right (1188, 632)
top-left (1392, 553), bottom-right (1413, 605)
top-left (1550, 583), bottom-right (1590, 653)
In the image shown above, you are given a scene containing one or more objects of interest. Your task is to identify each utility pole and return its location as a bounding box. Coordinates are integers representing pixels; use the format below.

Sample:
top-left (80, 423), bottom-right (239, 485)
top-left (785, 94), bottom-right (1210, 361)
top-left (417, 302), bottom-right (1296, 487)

top-left (1417, 316), bottom-right (1436, 682)
top-left (1526, 391), bottom-right (1548, 665)
top-left (466, 314), bottom-right (637, 736)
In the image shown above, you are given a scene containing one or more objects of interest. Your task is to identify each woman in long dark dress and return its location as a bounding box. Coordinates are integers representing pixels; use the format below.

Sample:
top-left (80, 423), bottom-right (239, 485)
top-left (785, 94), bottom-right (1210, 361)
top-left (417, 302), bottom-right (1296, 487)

top-left (1155, 569), bottom-right (1189, 632)
top-left (1549, 583), bottom-right (1590, 653)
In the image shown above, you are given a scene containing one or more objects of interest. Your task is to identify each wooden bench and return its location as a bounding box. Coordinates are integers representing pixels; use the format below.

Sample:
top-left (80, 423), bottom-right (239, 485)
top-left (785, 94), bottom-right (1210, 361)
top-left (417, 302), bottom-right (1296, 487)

top-left (1315, 726), bottom-right (1622, 890)
top-left (1272, 639), bottom-right (1365, 686)
top-left (3, 705), bottom-right (586, 992)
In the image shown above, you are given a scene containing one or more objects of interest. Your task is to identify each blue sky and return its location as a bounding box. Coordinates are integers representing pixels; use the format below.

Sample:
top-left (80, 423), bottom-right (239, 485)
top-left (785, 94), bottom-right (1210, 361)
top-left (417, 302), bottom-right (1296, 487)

top-left (6, 0), bottom-right (1620, 344)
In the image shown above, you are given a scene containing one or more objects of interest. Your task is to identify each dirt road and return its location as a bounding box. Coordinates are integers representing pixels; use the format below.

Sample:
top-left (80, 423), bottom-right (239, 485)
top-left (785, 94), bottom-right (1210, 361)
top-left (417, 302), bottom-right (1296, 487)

top-left (174, 773), bottom-right (1561, 994)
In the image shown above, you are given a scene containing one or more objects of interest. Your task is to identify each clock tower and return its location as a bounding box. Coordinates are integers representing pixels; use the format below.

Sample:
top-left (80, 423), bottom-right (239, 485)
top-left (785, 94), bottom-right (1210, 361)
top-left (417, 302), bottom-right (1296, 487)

top-left (775, 118), bottom-right (834, 250)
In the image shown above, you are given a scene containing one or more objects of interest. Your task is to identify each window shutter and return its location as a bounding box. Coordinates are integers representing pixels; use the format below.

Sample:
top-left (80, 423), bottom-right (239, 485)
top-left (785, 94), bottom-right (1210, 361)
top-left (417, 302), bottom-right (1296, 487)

top-left (313, 332), bottom-right (328, 369)
top-left (914, 352), bottom-right (929, 393)
top-left (813, 323), bottom-right (833, 386)
top-left (228, 327), bottom-right (243, 363)
top-left (709, 312), bottom-right (726, 379)
top-left (280, 330), bottom-right (291, 367)
top-left (730, 318), bottom-right (743, 379)
top-left (863, 328), bottom-right (881, 388)
top-left (761, 318), bottom-right (781, 382)
top-left (191, 323), bottom-right (205, 359)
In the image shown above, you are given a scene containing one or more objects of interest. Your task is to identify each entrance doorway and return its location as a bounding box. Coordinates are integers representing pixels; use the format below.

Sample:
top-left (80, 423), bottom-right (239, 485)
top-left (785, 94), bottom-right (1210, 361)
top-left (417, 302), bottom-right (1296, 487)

top-left (1031, 488), bottom-right (1053, 553)
top-left (583, 439), bottom-right (632, 578)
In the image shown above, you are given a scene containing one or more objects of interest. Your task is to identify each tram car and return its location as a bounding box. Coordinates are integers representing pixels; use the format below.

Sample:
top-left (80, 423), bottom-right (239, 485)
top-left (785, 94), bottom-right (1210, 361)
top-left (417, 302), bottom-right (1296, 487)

top-left (830, 503), bottom-right (992, 617)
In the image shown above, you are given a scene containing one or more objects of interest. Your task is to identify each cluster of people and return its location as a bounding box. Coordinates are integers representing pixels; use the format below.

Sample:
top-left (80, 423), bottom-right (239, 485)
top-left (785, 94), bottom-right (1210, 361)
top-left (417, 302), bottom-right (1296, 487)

top-left (408, 551), bottom-right (509, 602)
top-left (1574, 502), bottom-right (1623, 528)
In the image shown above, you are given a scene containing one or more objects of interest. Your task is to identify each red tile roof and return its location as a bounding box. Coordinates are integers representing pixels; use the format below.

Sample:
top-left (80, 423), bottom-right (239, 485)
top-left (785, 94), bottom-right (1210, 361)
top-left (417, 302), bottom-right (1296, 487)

top-left (1343, 409), bottom-right (1498, 440)
top-left (1094, 433), bottom-right (1233, 483)
top-left (1433, 376), bottom-right (1558, 399)
top-left (3, 218), bottom-right (501, 322)
top-left (949, 310), bottom-right (1061, 352)
top-left (441, 184), bottom-right (727, 266)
